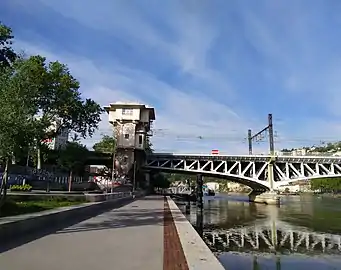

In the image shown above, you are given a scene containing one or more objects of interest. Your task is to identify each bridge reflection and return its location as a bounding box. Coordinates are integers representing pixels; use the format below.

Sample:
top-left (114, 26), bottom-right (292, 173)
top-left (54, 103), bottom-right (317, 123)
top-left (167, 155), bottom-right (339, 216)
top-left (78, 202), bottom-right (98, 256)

top-left (202, 218), bottom-right (341, 255)
top-left (179, 197), bottom-right (341, 256)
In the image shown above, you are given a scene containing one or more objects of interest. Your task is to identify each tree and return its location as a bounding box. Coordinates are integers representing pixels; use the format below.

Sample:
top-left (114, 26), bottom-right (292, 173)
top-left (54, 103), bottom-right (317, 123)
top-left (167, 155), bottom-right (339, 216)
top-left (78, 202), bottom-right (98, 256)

top-left (93, 135), bottom-right (115, 153)
top-left (0, 23), bottom-right (17, 68)
top-left (0, 57), bottom-right (40, 208)
top-left (57, 142), bottom-right (89, 192)
top-left (30, 58), bottom-right (104, 169)
top-left (0, 22), bottom-right (103, 207)
top-left (150, 173), bottom-right (171, 189)
top-left (311, 177), bottom-right (341, 193)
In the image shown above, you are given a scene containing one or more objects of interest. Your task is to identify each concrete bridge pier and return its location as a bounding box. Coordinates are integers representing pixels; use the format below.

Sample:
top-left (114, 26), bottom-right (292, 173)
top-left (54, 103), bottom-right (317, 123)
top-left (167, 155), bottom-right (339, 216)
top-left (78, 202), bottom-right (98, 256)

top-left (144, 171), bottom-right (150, 188)
top-left (248, 158), bottom-right (280, 205)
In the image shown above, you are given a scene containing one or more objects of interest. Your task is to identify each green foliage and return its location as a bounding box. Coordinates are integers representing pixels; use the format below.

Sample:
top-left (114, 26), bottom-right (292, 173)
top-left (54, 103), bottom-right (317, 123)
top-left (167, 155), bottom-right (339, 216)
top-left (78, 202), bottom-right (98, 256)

top-left (0, 199), bottom-right (81, 217)
top-left (57, 142), bottom-right (89, 173)
top-left (0, 22), bottom-right (16, 68)
top-left (0, 22), bottom-right (103, 170)
top-left (282, 141), bottom-right (341, 154)
top-left (0, 21), bottom-right (104, 206)
top-left (145, 137), bottom-right (153, 153)
top-left (150, 173), bottom-right (171, 189)
top-left (93, 135), bottom-right (115, 153)
top-left (30, 57), bottom-right (104, 142)
top-left (10, 184), bottom-right (32, 192)
top-left (0, 58), bottom-right (41, 159)
top-left (310, 178), bottom-right (341, 192)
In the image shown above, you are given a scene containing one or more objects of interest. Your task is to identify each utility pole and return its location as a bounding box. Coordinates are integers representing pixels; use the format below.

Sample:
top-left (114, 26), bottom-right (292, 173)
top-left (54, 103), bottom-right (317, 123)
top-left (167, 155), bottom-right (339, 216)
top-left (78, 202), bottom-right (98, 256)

top-left (248, 113), bottom-right (275, 155)
top-left (248, 113), bottom-right (276, 191)
top-left (248, 129), bottom-right (252, 155)
top-left (268, 113), bottom-right (274, 155)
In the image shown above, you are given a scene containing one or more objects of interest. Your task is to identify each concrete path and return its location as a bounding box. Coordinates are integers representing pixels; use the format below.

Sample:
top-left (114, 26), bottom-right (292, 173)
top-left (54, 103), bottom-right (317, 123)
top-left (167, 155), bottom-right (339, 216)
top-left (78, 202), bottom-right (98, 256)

top-left (0, 196), bottom-right (164, 270)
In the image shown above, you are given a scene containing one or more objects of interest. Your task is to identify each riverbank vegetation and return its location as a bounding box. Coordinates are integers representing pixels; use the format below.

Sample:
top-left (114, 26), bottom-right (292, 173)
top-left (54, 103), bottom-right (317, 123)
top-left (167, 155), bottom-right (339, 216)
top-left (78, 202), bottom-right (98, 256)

top-left (310, 178), bottom-right (341, 193)
top-left (282, 141), bottom-right (341, 154)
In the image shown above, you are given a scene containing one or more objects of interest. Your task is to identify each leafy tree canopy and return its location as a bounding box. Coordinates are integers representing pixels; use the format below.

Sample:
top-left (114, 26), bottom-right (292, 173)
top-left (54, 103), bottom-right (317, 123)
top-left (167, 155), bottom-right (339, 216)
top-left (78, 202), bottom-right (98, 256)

top-left (0, 22), bottom-right (16, 68)
top-left (0, 58), bottom-right (42, 159)
top-left (29, 57), bottom-right (104, 141)
top-left (93, 135), bottom-right (115, 153)
top-left (310, 178), bottom-right (341, 192)
top-left (57, 142), bottom-right (89, 172)
top-left (0, 22), bottom-right (104, 169)
top-left (150, 173), bottom-right (171, 189)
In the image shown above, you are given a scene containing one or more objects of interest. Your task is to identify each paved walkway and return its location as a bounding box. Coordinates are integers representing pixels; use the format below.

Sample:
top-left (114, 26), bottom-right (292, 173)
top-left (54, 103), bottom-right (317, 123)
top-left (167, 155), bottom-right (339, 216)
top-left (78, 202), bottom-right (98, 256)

top-left (0, 196), bottom-right (169, 270)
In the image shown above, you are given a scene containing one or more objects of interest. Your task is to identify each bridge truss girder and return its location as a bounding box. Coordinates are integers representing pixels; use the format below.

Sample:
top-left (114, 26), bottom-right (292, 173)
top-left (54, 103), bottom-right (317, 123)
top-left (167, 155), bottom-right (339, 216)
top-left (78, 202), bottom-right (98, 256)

top-left (145, 155), bottom-right (341, 189)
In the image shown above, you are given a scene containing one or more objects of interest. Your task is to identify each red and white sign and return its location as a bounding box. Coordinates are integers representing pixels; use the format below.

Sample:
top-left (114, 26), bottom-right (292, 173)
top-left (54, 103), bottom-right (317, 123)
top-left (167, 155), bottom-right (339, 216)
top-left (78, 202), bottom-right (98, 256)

top-left (211, 149), bottom-right (219, 155)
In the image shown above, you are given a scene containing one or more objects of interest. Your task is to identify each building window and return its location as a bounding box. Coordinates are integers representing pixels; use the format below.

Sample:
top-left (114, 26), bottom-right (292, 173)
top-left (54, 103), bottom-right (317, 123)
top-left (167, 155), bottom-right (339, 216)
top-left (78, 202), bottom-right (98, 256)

top-left (122, 108), bottom-right (133, 115)
top-left (124, 134), bottom-right (129, 139)
top-left (138, 135), bottom-right (143, 145)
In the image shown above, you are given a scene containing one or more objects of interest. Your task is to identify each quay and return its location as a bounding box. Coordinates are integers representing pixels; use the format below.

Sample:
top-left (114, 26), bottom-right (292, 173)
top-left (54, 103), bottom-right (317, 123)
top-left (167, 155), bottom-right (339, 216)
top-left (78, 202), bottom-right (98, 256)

top-left (0, 195), bottom-right (224, 270)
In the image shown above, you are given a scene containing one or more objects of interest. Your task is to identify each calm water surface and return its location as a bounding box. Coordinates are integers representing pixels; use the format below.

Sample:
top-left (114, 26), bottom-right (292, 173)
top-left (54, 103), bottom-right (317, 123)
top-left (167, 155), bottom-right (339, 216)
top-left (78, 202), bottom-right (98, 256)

top-left (176, 193), bottom-right (341, 270)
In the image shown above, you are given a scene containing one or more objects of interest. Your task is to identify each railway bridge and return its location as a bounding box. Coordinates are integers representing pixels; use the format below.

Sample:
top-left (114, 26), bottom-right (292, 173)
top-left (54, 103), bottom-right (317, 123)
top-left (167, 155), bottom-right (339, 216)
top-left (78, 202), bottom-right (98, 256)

top-left (144, 153), bottom-right (341, 203)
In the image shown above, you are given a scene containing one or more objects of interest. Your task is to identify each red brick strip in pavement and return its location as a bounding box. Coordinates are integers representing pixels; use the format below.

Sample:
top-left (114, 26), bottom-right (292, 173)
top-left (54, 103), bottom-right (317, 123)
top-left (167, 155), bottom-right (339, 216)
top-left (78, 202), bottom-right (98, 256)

top-left (163, 197), bottom-right (189, 270)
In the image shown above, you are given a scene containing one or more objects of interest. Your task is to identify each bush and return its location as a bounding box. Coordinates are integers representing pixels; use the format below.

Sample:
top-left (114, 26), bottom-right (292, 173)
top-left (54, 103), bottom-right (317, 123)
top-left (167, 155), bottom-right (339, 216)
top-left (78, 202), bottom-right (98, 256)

top-left (10, 184), bottom-right (32, 192)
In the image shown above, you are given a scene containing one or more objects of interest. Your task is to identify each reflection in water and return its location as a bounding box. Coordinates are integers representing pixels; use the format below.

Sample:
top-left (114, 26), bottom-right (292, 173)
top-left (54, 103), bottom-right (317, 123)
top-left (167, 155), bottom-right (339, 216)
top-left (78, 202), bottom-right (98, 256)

top-left (177, 194), bottom-right (341, 270)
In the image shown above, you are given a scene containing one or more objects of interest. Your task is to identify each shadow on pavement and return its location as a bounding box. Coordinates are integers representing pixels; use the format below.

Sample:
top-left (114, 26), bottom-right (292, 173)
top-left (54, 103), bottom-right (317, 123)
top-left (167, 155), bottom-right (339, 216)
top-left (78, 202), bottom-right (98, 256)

top-left (54, 196), bottom-right (187, 235)
top-left (0, 197), bottom-right (135, 253)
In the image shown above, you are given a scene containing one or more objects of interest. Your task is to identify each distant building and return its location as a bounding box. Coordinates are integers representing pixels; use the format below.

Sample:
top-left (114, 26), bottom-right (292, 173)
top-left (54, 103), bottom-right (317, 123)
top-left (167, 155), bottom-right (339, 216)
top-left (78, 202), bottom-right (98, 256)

top-left (41, 121), bottom-right (69, 150)
top-left (277, 148), bottom-right (307, 156)
top-left (206, 182), bottom-right (220, 191)
top-left (227, 182), bottom-right (251, 192)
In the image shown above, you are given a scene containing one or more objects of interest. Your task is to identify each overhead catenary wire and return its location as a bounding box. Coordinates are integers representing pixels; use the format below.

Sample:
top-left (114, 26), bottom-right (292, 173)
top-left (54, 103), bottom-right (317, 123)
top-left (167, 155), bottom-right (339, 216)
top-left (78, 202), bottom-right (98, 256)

top-left (78, 123), bottom-right (341, 150)
top-left (88, 128), bottom-right (340, 143)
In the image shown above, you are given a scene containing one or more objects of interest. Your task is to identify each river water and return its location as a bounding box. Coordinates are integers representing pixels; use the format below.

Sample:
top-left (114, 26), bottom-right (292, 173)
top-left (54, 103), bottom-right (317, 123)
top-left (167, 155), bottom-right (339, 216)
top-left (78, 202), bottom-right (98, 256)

top-left (176, 193), bottom-right (341, 270)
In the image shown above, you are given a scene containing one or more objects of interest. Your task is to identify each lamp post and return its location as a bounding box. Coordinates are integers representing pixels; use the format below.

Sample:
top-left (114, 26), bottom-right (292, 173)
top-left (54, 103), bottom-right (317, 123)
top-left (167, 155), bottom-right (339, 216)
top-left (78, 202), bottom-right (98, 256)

top-left (132, 161), bottom-right (136, 198)
top-left (111, 130), bottom-right (116, 193)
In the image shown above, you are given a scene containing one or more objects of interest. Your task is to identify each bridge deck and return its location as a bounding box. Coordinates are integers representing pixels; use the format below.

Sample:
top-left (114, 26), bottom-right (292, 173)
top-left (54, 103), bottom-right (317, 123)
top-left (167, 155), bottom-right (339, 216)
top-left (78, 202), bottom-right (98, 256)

top-left (0, 196), bottom-right (168, 270)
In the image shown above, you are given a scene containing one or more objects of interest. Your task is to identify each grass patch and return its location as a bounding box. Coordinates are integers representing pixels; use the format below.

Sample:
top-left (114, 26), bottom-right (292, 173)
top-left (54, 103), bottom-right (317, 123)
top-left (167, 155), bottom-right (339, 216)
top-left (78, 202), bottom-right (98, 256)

top-left (0, 199), bottom-right (84, 217)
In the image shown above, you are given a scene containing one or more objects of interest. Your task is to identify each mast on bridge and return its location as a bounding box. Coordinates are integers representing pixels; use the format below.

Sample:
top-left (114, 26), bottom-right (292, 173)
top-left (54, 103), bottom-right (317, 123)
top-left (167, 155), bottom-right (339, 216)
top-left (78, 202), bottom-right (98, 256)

top-left (248, 113), bottom-right (276, 191)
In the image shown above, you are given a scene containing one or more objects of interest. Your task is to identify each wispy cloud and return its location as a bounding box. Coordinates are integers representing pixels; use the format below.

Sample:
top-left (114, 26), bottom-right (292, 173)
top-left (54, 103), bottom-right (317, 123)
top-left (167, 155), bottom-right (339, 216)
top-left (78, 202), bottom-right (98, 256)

top-left (2, 0), bottom-right (341, 154)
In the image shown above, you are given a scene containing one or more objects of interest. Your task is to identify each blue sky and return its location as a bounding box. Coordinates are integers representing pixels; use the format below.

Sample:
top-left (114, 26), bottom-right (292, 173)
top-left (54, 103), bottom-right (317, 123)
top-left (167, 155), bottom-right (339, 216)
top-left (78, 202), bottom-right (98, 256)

top-left (2, 0), bottom-right (341, 154)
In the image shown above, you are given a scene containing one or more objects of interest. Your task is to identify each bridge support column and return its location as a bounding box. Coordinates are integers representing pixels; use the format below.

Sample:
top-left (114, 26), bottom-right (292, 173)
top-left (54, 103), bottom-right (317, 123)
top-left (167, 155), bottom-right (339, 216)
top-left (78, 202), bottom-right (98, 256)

top-left (248, 156), bottom-right (280, 204)
top-left (144, 172), bottom-right (150, 189)
top-left (196, 174), bottom-right (203, 210)
top-left (268, 161), bottom-right (275, 191)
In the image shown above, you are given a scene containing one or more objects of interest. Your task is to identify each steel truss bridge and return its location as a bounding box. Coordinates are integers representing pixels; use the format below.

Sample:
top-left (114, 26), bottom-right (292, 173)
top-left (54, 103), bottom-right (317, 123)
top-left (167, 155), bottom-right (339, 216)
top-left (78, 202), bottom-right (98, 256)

top-left (145, 153), bottom-right (341, 190)
top-left (203, 219), bottom-right (341, 255)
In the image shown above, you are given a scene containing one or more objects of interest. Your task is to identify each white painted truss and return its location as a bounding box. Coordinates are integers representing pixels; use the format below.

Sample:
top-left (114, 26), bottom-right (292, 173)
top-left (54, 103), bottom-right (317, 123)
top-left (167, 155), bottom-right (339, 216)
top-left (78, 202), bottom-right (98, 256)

top-left (203, 219), bottom-right (341, 255)
top-left (145, 154), bottom-right (341, 189)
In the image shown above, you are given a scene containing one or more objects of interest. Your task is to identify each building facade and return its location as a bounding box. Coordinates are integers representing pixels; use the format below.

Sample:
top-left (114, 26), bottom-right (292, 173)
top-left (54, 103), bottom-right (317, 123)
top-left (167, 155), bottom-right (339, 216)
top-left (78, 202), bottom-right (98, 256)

top-left (42, 121), bottom-right (69, 150)
top-left (104, 102), bottom-right (155, 182)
